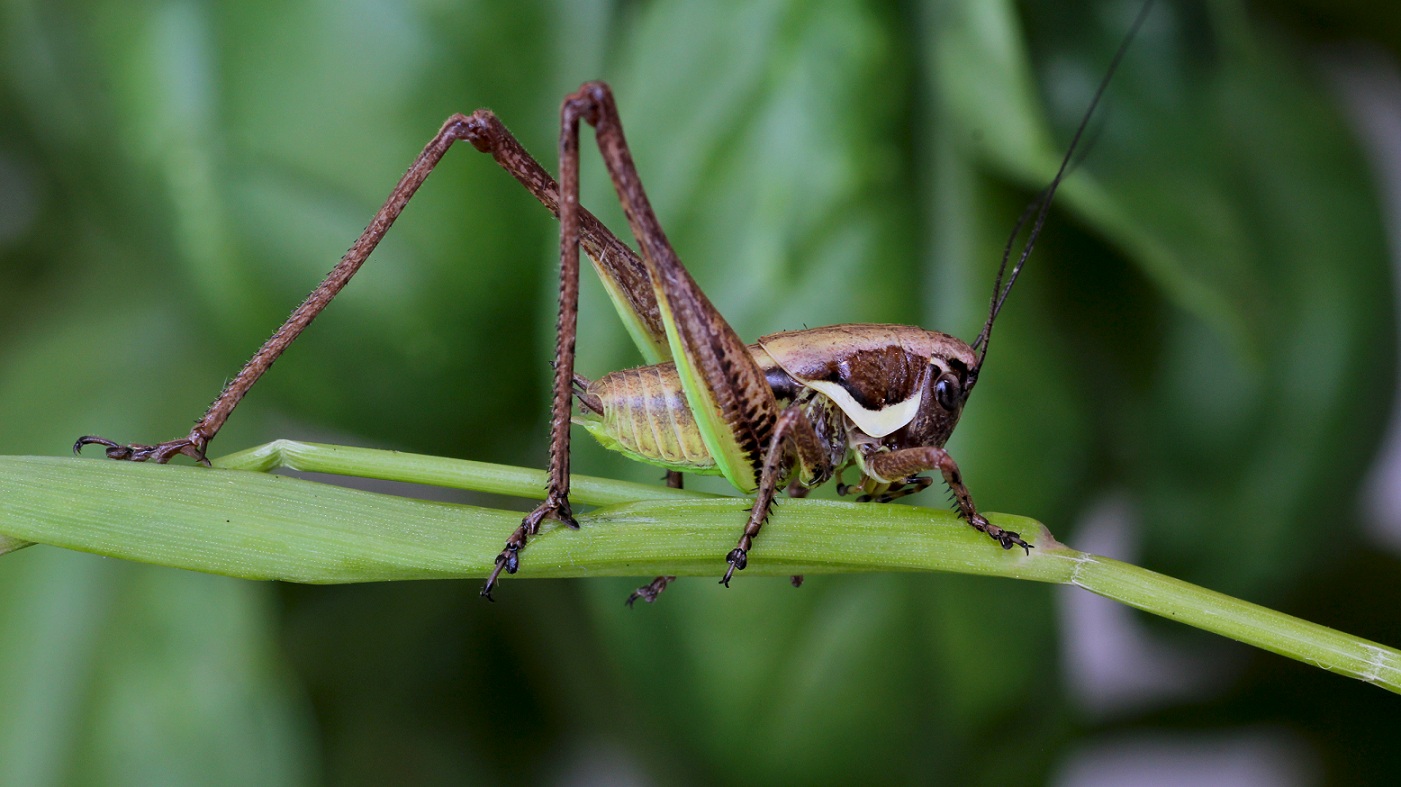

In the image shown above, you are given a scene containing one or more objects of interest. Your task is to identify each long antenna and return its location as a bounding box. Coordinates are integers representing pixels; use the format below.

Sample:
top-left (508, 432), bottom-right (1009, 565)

top-left (970, 0), bottom-right (1154, 372)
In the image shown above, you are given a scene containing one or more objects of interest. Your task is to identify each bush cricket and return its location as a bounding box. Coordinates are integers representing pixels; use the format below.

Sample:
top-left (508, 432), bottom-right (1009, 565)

top-left (76, 3), bottom-right (1152, 602)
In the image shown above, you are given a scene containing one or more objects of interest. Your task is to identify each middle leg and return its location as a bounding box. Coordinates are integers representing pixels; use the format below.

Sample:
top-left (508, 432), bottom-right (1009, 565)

top-left (721, 403), bottom-right (834, 586)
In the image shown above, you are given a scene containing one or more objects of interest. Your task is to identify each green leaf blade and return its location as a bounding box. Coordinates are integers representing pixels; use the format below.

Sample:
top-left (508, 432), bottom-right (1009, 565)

top-left (2, 450), bottom-right (1397, 695)
top-left (0, 458), bottom-right (504, 583)
top-left (0, 456), bottom-right (1060, 585)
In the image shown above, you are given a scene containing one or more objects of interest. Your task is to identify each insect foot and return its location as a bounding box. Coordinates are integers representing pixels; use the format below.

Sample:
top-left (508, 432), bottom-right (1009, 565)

top-left (968, 513), bottom-right (1032, 555)
top-left (720, 548), bottom-right (748, 587)
top-left (625, 575), bottom-right (676, 607)
top-left (73, 433), bottom-right (211, 466)
top-left (480, 538), bottom-right (522, 602)
top-left (997, 531), bottom-right (1032, 554)
top-left (479, 496), bottom-right (578, 601)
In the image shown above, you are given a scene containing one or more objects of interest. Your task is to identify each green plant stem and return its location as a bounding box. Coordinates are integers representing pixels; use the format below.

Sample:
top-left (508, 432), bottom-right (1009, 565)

top-left (214, 439), bottom-right (710, 505)
top-left (0, 440), bottom-right (1397, 694)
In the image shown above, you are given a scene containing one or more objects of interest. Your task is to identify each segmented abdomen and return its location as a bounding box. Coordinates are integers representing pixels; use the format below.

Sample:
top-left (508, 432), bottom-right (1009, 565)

top-left (579, 363), bottom-right (718, 473)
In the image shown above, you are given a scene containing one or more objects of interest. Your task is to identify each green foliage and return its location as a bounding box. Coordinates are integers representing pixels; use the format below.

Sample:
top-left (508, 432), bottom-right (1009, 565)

top-left (2, 0), bottom-right (1399, 783)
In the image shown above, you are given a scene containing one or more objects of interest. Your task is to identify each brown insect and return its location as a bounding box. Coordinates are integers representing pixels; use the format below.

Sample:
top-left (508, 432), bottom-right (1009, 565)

top-left (76, 4), bottom-right (1151, 602)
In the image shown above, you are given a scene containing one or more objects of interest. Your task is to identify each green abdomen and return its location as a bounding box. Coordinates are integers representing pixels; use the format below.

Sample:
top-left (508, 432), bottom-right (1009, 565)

top-left (577, 363), bottom-right (720, 474)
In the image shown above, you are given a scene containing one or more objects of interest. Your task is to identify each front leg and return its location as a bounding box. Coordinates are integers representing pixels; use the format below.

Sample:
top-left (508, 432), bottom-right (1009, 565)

top-left (862, 447), bottom-right (1030, 553)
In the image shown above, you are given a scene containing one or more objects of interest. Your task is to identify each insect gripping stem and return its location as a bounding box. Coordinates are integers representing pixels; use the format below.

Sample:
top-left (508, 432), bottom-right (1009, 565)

top-left (72, 0), bottom-right (1158, 605)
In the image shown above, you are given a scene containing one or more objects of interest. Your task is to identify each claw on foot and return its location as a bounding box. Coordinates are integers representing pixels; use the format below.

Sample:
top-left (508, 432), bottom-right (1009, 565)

top-left (73, 434), bottom-right (210, 465)
top-left (625, 575), bottom-right (676, 607)
top-left (478, 496), bottom-right (576, 602)
top-left (720, 548), bottom-right (747, 587)
top-left (996, 529), bottom-right (1033, 555)
top-left (480, 545), bottom-right (520, 602)
top-left (967, 513), bottom-right (1032, 555)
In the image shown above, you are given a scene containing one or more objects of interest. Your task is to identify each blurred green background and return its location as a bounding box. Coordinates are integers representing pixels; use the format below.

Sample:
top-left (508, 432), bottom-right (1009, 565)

top-left (3, 0), bottom-right (1401, 783)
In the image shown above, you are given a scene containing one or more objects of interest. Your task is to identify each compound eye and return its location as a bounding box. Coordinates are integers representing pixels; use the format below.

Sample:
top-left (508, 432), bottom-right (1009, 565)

top-left (934, 374), bottom-right (961, 411)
